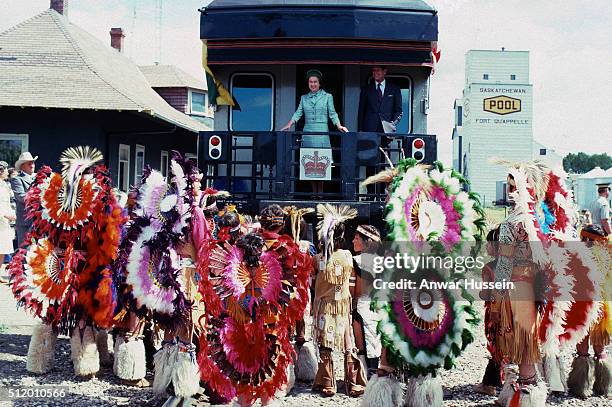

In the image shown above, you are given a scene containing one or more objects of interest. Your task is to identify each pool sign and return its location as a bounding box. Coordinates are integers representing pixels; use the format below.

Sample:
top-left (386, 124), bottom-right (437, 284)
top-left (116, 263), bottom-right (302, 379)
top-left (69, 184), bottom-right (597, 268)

top-left (483, 95), bottom-right (521, 115)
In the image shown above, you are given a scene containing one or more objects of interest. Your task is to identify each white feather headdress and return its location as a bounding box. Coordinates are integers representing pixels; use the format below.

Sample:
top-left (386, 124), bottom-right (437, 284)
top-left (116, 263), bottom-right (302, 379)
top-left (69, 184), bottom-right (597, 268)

top-left (316, 204), bottom-right (357, 264)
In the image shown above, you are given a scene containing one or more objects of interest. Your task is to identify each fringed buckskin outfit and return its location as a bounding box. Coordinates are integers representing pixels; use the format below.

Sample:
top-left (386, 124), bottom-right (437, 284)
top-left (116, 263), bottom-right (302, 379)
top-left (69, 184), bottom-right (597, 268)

top-left (312, 250), bottom-right (353, 351)
top-left (311, 204), bottom-right (366, 398)
top-left (494, 215), bottom-right (541, 368)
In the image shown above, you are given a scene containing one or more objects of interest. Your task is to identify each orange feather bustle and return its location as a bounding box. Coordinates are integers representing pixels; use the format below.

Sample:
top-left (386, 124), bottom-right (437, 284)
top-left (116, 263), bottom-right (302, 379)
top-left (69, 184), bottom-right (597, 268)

top-left (76, 167), bottom-right (127, 329)
top-left (42, 174), bottom-right (96, 230)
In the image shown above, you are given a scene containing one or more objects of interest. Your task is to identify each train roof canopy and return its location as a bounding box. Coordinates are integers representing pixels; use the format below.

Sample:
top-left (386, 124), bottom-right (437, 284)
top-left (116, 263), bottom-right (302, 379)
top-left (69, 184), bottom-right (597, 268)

top-left (201, 0), bottom-right (438, 66)
top-left (205, 0), bottom-right (434, 12)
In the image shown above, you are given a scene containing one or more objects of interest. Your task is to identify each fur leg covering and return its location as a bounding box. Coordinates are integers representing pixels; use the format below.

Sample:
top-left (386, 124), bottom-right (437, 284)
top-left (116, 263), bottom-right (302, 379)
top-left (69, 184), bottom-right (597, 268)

top-left (285, 363), bottom-right (296, 395)
top-left (70, 326), bottom-right (100, 378)
top-left (169, 343), bottom-right (200, 398)
top-left (567, 355), bottom-right (595, 399)
top-left (26, 323), bottom-right (57, 374)
top-left (542, 355), bottom-right (566, 393)
top-left (404, 374), bottom-right (443, 407)
top-left (360, 374), bottom-right (403, 407)
top-left (497, 364), bottom-right (518, 407)
top-left (509, 381), bottom-right (547, 407)
top-left (295, 341), bottom-right (317, 382)
top-left (153, 342), bottom-right (174, 396)
top-left (114, 336), bottom-right (147, 381)
top-left (96, 329), bottom-right (114, 367)
top-left (593, 357), bottom-right (612, 397)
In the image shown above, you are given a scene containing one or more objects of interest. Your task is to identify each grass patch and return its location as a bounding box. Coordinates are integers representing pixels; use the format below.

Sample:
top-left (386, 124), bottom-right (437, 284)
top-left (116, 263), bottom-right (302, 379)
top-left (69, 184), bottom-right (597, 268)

top-left (484, 207), bottom-right (508, 226)
top-left (0, 324), bottom-right (7, 333)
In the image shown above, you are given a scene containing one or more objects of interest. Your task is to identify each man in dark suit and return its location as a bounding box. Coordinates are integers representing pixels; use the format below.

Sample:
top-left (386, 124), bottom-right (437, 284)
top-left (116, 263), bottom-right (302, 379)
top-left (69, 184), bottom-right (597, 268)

top-left (358, 66), bottom-right (403, 134)
top-left (358, 66), bottom-right (403, 197)
top-left (10, 152), bottom-right (37, 246)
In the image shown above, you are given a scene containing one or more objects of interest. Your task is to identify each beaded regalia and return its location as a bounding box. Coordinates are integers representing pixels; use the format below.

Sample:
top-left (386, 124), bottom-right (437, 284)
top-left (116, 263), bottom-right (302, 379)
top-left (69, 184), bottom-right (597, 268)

top-left (8, 146), bottom-right (125, 332)
top-left (361, 160), bottom-right (485, 407)
top-left (197, 220), bottom-right (310, 405)
top-left (113, 152), bottom-right (197, 330)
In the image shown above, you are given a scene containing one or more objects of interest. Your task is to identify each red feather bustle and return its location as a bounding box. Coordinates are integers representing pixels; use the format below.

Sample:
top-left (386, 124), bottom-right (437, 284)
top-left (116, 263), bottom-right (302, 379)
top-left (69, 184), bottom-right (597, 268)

top-left (8, 162), bottom-right (125, 333)
top-left (195, 225), bottom-right (310, 404)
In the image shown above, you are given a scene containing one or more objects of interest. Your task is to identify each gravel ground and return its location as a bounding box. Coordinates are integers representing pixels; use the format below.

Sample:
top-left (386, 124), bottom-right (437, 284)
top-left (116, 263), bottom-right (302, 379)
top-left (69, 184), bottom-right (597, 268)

top-left (1, 305), bottom-right (611, 407)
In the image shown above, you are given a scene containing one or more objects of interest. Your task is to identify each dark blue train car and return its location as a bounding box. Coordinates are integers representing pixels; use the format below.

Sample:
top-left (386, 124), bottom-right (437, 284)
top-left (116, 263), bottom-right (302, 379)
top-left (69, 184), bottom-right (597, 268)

top-left (198, 0), bottom-right (439, 222)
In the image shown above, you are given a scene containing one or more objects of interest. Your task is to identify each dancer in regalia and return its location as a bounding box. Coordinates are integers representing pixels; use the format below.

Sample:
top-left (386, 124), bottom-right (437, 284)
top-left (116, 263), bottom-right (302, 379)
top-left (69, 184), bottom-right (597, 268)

top-left (351, 224), bottom-right (383, 378)
top-left (568, 187), bottom-right (612, 398)
top-left (8, 147), bottom-right (125, 378)
top-left (283, 206), bottom-right (318, 383)
top-left (113, 152), bottom-right (202, 403)
top-left (474, 226), bottom-right (502, 396)
top-left (360, 160), bottom-right (485, 407)
top-left (196, 204), bottom-right (310, 406)
top-left (491, 160), bottom-right (601, 406)
top-left (311, 203), bottom-right (367, 397)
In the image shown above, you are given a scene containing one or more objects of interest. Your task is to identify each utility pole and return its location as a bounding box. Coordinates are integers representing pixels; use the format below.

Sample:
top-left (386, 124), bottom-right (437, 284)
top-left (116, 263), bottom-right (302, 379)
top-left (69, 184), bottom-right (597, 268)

top-left (154, 0), bottom-right (163, 64)
top-left (129, 0), bottom-right (137, 58)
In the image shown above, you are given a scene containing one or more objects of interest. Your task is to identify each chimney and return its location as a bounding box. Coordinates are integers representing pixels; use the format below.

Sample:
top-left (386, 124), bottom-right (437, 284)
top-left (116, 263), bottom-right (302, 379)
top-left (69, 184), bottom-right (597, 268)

top-left (110, 28), bottom-right (125, 53)
top-left (50, 0), bottom-right (68, 16)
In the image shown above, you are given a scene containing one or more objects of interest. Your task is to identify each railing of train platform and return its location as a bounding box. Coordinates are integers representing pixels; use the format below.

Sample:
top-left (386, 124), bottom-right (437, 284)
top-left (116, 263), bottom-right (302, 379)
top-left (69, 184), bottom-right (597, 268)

top-left (198, 131), bottom-right (437, 209)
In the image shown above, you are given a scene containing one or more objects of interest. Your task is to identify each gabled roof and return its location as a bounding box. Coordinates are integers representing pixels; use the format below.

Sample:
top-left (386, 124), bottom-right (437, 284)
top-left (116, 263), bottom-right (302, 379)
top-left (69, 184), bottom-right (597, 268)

top-left (0, 9), bottom-right (209, 132)
top-left (139, 65), bottom-right (207, 91)
top-left (579, 167), bottom-right (612, 179)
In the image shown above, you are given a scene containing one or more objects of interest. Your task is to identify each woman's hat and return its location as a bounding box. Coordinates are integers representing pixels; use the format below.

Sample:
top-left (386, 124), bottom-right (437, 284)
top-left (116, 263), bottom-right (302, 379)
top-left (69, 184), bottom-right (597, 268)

top-left (15, 152), bottom-right (38, 170)
top-left (306, 69), bottom-right (323, 80)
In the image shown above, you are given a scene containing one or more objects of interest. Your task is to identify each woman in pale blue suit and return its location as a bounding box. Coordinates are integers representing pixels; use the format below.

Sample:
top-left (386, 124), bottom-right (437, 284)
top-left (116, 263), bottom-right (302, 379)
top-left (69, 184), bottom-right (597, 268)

top-left (281, 69), bottom-right (348, 148)
top-left (281, 70), bottom-right (348, 195)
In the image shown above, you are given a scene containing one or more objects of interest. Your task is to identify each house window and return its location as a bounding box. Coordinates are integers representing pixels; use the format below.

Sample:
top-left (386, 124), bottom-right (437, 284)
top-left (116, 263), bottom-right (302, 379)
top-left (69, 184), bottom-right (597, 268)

top-left (118, 144), bottom-right (130, 192)
top-left (160, 150), bottom-right (169, 178)
top-left (540, 148), bottom-right (547, 156)
top-left (230, 73), bottom-right (274, 131)
top-left (483, 74), bottom-right (489, 80)
top-left (386, 75), bottom-right (413, 133)
top-left (190, 90), bottom-right (208, 115)
top-left (510, 74), bottom-right (516, 80)
top-left (457, 106), bottom-right (463, 126)
top-left (135, 144), bottom-right (145, 183)
top-left (0, 134), bottom-right (28, 168)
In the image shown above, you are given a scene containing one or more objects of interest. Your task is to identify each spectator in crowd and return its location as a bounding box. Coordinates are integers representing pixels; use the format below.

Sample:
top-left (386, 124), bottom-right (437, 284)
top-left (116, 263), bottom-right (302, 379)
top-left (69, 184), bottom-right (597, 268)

top-left (350, 225), bottom-right (383, 378)
top-left (10, 152), bottom-right (37, 245)
top-left (0, 161), bottom-right (16, 281)
top-left (590, 182), bottom-right (611, 236)
top-left (580, 209), bottom-right (593, 227)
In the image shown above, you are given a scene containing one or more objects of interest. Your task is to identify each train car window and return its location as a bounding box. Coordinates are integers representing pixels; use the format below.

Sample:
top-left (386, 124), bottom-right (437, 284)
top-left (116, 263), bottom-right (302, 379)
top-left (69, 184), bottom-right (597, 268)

top-left (230, 73), bottom-right (274, 131)
top-left (387, 75), bottom-right (412, 134)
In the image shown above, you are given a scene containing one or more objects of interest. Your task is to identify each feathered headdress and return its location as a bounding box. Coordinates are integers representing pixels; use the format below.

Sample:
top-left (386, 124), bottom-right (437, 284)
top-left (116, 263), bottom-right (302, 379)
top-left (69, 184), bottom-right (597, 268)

top-left (491, 158), bottom-right (550, 202)
top-left (59, 146), bottom-right (104, 214)
top-left (316, 204), bottom-right (357, 264)
top-left (491, 158), bottom-right (553, 264)
top-left (283, 206), bottom-right (314, 242)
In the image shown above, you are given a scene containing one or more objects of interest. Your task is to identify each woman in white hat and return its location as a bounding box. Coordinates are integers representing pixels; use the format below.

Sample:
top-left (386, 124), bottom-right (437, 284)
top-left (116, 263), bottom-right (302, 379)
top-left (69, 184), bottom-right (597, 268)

top-left (0, 161), bottom-right (16, 273)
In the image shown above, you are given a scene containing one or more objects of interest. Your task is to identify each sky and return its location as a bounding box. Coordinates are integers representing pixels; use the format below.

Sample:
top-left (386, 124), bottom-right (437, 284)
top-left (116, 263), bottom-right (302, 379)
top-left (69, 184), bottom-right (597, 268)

top-left (2, 0), bottom-right (611, 166)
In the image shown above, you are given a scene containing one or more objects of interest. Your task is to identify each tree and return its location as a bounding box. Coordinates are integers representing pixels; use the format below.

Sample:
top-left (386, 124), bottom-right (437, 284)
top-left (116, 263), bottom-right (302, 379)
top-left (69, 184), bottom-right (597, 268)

top-left (563, 152), bottom-right (612, 174)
